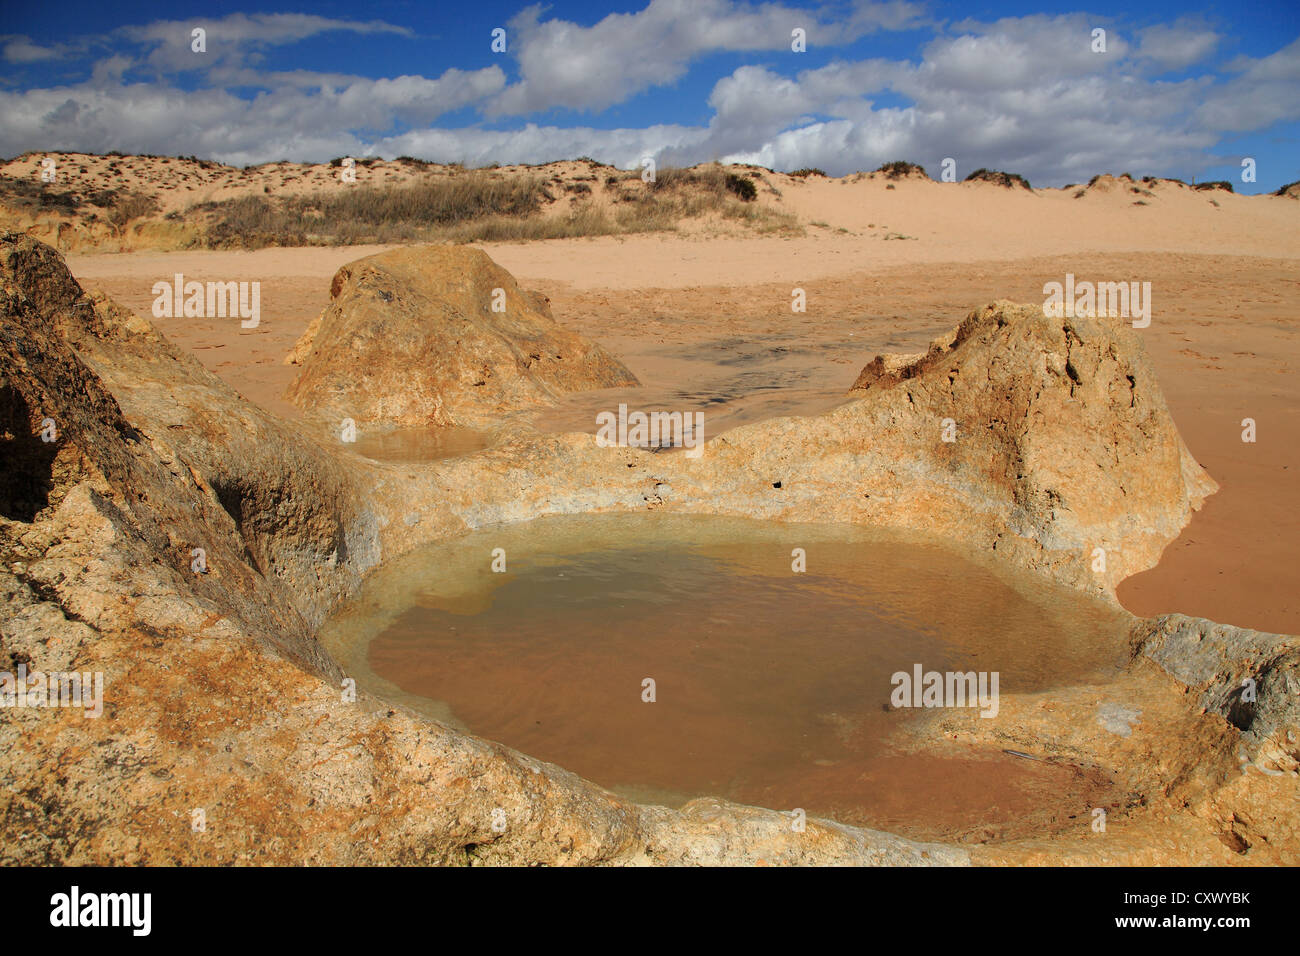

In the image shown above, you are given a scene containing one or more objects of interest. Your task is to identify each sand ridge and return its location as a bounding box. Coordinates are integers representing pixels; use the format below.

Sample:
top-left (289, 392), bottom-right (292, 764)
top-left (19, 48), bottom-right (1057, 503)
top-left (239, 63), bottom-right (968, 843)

top-left (6, 151), bottom-right (1297, 256)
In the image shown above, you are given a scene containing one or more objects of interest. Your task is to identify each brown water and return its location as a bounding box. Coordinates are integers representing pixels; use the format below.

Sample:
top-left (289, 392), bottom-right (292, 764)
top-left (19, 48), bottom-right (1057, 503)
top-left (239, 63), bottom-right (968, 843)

top-left (349, 425), bottom-right (491, 463)
top-left (321, 513), bottom-right (1134, 841)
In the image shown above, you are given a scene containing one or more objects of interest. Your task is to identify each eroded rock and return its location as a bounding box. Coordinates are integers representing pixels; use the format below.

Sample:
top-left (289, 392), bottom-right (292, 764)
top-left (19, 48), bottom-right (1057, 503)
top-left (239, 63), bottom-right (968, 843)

top-left (381, 300), bottom-right (1214, 597)
top-left (285, 245), bottom-right (638, 427)
top-left (1, 235), bottom-right (1293, 866)
top-left (0, 233), bottom-right (962, 865)
top-left (1131, 614), bottom-right (1300, 773)
top-left (843, 301), bottom-right (1217, 591)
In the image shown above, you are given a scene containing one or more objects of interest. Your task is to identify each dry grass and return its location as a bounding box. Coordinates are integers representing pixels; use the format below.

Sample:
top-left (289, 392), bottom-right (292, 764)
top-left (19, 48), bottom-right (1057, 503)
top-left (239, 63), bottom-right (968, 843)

top-left (192, 171), bottom-right (546, 247)
top-left (0, 177), bottom-right (158, 230)
top-left (105, 192), bottom-right (159, 231)
top-left (186, 163), bottom-right (800, 248)
top-left (965, 168), bottom-right (1033, 190)
top-left (877, 160), bottom-right (928, 180)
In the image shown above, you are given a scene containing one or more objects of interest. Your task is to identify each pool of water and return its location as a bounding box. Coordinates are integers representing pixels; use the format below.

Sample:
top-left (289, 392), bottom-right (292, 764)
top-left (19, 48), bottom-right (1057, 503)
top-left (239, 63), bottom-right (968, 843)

top-left (321, 513), bottom-right (1133, 840)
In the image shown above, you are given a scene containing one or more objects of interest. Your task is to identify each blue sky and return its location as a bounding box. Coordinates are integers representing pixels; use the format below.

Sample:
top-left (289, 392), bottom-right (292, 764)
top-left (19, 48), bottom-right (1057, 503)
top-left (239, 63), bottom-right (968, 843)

top-left (2, 1), bottom-right (1297, 191)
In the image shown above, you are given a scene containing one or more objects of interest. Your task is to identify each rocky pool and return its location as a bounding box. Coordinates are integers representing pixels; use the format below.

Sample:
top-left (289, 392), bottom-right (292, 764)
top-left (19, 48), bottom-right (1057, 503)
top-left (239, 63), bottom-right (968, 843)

top-left (321, 513), bottom-right (1134, 840)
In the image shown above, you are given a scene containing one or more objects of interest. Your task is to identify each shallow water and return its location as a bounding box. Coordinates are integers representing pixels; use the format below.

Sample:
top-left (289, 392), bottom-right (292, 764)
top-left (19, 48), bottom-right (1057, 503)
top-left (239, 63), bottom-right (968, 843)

top-left (321, 513), bottom-right (1133, 840)
top-left (349, 425), bottom-right (491, 463)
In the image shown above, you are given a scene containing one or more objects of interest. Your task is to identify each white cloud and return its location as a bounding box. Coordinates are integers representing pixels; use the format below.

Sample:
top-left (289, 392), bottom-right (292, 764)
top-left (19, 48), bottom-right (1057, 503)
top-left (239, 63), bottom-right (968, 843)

top-left (0, 7), bottom-right (1294, 189)
top-left (671, 14), bottom-right (1274, 184)
top-left (120, 13), bottom-right (413, 75)
top-left (2, 35), bottom-right (68, 63)
top-left (1136, 22), bottom-right (1220, 71)
top-left (1193, 36), bottom-right (1300, 132)
top-left (0, 66), bottom-right (506, 162)
top-left (488, 0), bottom-right (924, 115)
top-left (371, 122), bottom-right (708, 169)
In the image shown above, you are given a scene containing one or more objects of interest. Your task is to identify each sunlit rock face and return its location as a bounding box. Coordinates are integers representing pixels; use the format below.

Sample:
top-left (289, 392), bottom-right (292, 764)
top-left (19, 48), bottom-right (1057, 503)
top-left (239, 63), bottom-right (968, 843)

top-left (286, 245), bottom-right (638, 427)
top-left (841, 300), bottom-right (1217, 591)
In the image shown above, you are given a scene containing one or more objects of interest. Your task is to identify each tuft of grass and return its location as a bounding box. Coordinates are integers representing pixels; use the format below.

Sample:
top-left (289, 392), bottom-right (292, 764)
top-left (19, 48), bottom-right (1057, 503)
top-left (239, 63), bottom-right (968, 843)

top-left (0, 177), bottom-right (81, 213)
top-left (441, 204), bottom-right (620, 242)
top-left (876, 160), bottom-right (928, 180)
top-left (1192, 180), bottom-right (1234, 193)
top-left (645, 163), bottom-right (757, 202)
top-left (1274, 179), bottom-right (1300, 197)
top-left (646, 164), bottom-right (725, 193)
top-left (0, 179), bottom-right (158, 227)
top-left (725, 173), bottom-right (757, 201)
top-left (965, 168), bottom-right (1032, 190)
top-left (619, 171), bottom-right (791, 228)
top-left (788, 167), bottom-right (827, 178)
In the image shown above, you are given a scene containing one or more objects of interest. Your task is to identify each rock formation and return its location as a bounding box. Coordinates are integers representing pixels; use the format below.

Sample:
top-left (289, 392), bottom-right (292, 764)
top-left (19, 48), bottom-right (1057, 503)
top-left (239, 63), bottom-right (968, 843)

top-left (842, 302), bottom-right (1218, 592)
top-left (0, 233), bottom-right (958, 864)
top-left (1, 234), bottom-right (1294, 865)
top-left (285, 245), bottom-right (638, 426)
